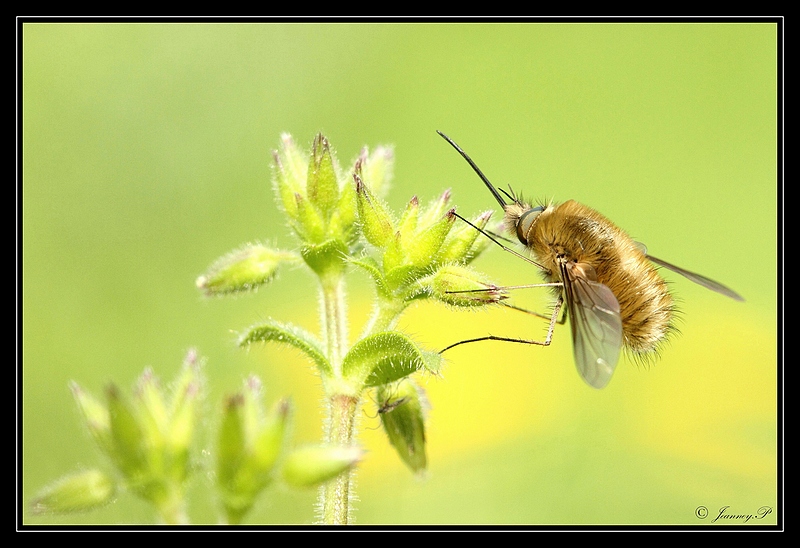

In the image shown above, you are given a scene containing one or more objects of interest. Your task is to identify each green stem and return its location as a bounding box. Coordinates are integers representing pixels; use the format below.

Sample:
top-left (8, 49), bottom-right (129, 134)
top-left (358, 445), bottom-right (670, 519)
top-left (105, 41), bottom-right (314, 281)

top-left (320, 274), bottom-right (348, 375)
top-left (318, 272), bottom-right (357, 524)
top-left (154, 485), bottom-right (188, 525)
top-left (321, 393), bottom-right (358, 524)
top-left (362, 298), bottom-right (408, 338)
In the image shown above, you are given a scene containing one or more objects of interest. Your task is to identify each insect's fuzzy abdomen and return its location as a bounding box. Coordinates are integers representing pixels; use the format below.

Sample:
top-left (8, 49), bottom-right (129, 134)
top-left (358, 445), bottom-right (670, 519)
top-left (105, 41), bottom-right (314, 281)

top-left (511, 199), bottom-right (675, 355)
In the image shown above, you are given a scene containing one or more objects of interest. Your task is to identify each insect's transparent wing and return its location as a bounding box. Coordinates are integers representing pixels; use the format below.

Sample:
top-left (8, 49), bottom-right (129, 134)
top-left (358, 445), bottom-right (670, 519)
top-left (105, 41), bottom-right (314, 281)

top-left (647, 254), bottom-right (745, 302)
top-left (634, 242), bottom-right (744, 302)
top-left (563, 263), bottom-right (623, 389)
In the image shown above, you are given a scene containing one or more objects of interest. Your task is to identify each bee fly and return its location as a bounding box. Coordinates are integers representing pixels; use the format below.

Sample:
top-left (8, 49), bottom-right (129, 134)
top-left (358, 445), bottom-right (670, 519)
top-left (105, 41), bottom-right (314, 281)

top-left (437, 131), bottom-right (743, 389)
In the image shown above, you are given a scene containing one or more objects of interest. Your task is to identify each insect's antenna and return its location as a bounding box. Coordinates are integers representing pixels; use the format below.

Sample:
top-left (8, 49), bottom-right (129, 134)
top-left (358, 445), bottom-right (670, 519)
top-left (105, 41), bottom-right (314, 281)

top-left (499, 187), bottom-right (516, 203)
top-left (452, 211), bottom-right (546, 271)
top-left (437, 130), bottom-right (508, 209)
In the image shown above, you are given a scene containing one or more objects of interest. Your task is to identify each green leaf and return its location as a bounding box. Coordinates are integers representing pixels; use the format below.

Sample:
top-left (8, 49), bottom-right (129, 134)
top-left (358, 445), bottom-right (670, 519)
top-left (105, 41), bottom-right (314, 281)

top-left (342, 332), bottom-right (441, 389)
top-left (347, 255), bottom-right (391, 299)
top-left (300, 238), bottom-right (348, 277)
top-left (239, 320), bottom-right (332, 378)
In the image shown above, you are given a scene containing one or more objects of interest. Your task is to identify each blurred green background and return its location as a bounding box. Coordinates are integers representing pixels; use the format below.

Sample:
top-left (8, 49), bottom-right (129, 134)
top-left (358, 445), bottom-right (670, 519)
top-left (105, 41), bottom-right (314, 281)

top-left (21, 22), bottom-right (778, 526)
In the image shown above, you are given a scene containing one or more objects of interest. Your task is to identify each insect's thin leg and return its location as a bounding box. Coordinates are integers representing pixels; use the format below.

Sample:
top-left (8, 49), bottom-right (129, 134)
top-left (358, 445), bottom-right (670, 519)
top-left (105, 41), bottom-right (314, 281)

top-left (499, 299), bottom-right (567, 325)
top-left (452, 212), bottom-right (547, 271)
top-left (446, 281), bottom-right (564, 320)
top-left (440, 297), bottom-right (563, 354)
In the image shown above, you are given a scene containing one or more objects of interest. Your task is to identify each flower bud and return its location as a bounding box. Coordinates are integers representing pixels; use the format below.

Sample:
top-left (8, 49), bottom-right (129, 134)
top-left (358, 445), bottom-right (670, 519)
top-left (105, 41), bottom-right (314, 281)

top-left (281, 445), bottom-right (362, 488)
top-left (197, 244), bottom-right (297, 296)
top-left (272, 133), bottom-right (308, 219)
top-left (360, 145), bottom-right (394, 198)
top-left (406, 208), bottom-right (456, 268)
top-left (439, 210), bottom-right (493, 264)
top-left (306, 133), bottom-right (339, 215)
top-left (70, 381), bottom-right (113, 456)
top-left (216, 377), bottom-right (290, 524)
top-left (419, 264), bottom-right (506, 307)
top-left (378, 379), bottom-right (428, 474)
top-left (355, 170), bottom-right (395, 248)
top-left (31, 469), bottom-right (116, 515)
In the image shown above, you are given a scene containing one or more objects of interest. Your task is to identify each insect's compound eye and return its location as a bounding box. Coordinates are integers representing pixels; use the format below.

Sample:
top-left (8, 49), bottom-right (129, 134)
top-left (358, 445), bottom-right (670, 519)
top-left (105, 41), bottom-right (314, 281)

top-left (516, 206), bottom-right (544, 245)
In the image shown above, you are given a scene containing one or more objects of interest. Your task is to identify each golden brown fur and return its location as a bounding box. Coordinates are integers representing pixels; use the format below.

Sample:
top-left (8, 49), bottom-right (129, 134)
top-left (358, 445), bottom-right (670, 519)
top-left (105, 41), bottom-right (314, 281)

top-left (506, 199), bottom-right (674, 355)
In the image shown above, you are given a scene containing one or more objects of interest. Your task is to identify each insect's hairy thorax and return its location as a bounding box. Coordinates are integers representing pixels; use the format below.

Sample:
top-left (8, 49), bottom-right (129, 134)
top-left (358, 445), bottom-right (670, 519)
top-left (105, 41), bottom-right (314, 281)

top-left (506, 199), bottom-right (675, 354)
top-left (509, 200), bottom-right (621, 279)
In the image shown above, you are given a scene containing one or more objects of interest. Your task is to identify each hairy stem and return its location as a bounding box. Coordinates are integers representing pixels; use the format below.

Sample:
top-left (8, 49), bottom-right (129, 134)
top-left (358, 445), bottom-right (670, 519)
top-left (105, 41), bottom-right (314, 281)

top-left (362, 298), bottom-right (408, 338)
top-left (321, 393), bottom-right (359, 524)
top-left (154, 485), bottom-right (188, 525)
top-left (320, 274), bottom-right (348, 375)
top-left (318, 272), bottom-right (357, 524)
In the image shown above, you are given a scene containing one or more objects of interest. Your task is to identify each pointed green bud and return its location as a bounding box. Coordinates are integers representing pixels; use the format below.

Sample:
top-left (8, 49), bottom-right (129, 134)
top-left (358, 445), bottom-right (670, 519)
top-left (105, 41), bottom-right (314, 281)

top-left (355, 169), bottom-right (395, 248)
top-left (378, 379), bottom-right (428, 474)
top-left (272, 133), bottom-right (308, 219)
top-left (407, 208), bottom-right (456, 268)
top-left (196, 244), bottom-right (299, 296)
top-left (306, 133), bottom-right (339, 215)
top-left (165, 381), bottom-right (200, 482)
top-left (397, 196), bottom-right (420, 238)
top-left (31, 469), bottom-right (116, 516)
top-left (359, 145), bottom-right (394, 198)
top-left (418, 264), bottom-right (506, 307)
top-left (281, 445), bottom-right (362, 488)
top-left (294, 192), bottom-right (326, 243)
top-left (418, 189), bottom-right (452, 228)
top-left (439, 210), bottom-right (493, 264)
top-left (335, 170), bottom-right (359, 245)
top-left (216, 377), bottom-right (290, 524)
top-left (106, 384), bottom-right (148, 479)
top-left (135, 367), bottom-right (169, 446)
top-left (70, 381), bottom-right (113, 456)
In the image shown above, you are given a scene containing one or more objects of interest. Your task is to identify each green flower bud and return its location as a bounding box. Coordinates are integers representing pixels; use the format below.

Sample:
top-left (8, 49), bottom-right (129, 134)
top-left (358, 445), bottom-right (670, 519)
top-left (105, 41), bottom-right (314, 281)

top-left (216, 376), bottom-right (290, 524)
top-left (135, 368), bottom-right (168, 442)
top-left (70, 381), bottom-right (113, 456)
top-left (378, 379), bottom-right (428, 474)
top-left (272, 133), bottom-right (308, 220)
top-left (355, 170), bottom-right (395, 248)
top-left (281, 445), bottom-right (362, 488)
top-left (406, 208), bottom-right (456, 268)
top-left (196, 244), bottom-right (298, 296)
top-left (418, 264), bottom-right (506, 307)
top-left (418, 189), bottom-right (452, 228)
top-left (106, 384), bottom-right (149, 479)
top-left (359, 145), bottom-right (394, 198)
top-left (397, 195), bottom-right (420, 237)
top-left (306, 133), bottom-right (339, 215)
top-left (31, 469), bottom-right (116, 516)
top-left (333, 176), bottom-right (359, 246)
top-left (439, 210), bottom-right (494, 264)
